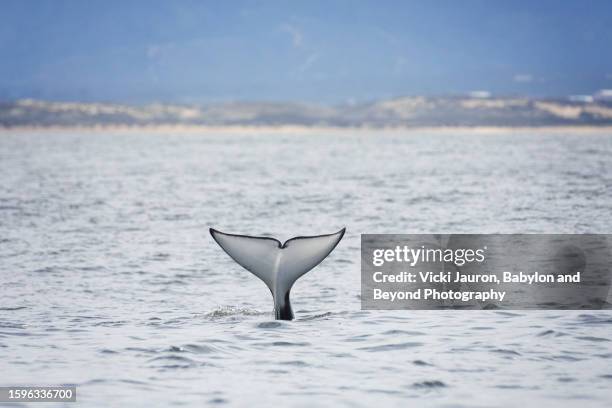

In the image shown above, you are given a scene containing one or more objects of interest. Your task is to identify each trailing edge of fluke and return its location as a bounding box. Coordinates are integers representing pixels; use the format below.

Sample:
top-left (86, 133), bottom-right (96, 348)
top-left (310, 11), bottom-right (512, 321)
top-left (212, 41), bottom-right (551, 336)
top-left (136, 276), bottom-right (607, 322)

top-left (210, 228), bottom-right (346, 320)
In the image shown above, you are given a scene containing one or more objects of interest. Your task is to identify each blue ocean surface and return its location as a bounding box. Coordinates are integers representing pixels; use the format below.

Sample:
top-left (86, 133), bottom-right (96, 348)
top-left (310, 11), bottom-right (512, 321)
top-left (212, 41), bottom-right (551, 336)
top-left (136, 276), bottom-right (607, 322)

top-left (1, 130), bottom-right (611, 407)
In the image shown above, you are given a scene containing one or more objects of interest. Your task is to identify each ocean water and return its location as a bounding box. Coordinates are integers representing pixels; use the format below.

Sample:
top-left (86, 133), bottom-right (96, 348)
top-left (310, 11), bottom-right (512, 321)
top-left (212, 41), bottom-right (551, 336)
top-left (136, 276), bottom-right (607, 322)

top-left (1, 130), bottom-right (612, 407)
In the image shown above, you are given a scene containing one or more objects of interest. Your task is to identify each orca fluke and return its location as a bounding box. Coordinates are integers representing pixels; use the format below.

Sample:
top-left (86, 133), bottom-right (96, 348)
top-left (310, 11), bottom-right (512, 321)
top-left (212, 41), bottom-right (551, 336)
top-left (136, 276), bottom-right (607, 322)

top-left (210, 228), bottom-right (346, 320)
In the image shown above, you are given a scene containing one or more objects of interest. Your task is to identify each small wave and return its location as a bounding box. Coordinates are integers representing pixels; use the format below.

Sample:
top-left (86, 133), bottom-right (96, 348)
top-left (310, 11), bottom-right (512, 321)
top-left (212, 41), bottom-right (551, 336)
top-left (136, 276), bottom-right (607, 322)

top-left (575, 336), bottom-right (610, 342)
top-left (544, 354), bottom-right (584, 362)
top-left (278, 360), bottom-right (310, 367)
top-left (147, 355), bottom-right (201, 370)
top-left (412, 380), bottom-right (447, 388)
top-left (256, 321), bottom-right (284, 329)
top-left (296, 312), bottom-right (334, 321)
top-left (208, 397), bottom-right (228, 405)
top-left (266, 369), bottom-right (289, 374)
top-left (148, 355), bottom-right (196, 363)
top-left (495, 384), bottom-right (537, 390)
top-left (118, 379), bottom-right (147, 385)
top-left (167, 344), bottom-right (216, 354)
top-left (0, 306), bottom-right (27, 311)
top-left (492, 348), bottom-right (521, 356)
top-left (82, 378), bottom-right (108, 385)
top-left (359, 342), bottom-right (423, 352)
top-left (151, 252), bottom-right (170, 260)
top-left (345, 334), bottom-right (372, 342)
top-left (537, 329), bottom-right (568, 337)
top-left (494, 311), bottom-right (523, 317)
top-left (32, 266), bottom-right (55, 274)
top-left (93, 320), bottom-right (128, 327)
top-left (258, 341), bottom-right (311, 347)
top-left (576, 314), bottom-right (612, 325)
top-left (0, 321), bottom-right (26, 329)
top-left (203, 306), bottom-right (267, 320)
top-left (148, 279), bottom-right (187, 286)
top-left (364, 388), bottom-right (402, 395)
top-left (125, 347), bottom-right (158, 355)
top-left (382, 329), bottom-right (426, 336)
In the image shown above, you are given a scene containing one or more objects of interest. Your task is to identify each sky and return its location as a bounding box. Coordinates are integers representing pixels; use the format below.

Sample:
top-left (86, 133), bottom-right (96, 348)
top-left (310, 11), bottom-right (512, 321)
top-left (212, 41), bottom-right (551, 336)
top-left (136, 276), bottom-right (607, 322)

top-left (1, 0), bottom-right (612, 103)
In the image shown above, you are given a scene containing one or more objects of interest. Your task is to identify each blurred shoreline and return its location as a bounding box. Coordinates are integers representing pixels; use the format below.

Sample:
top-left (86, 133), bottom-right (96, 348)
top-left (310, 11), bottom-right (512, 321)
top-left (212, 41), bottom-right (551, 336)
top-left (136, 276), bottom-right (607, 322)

top-left (2, 97), bottom-right (612, 131)
top-left (2, 124), bottom-right (612, 135)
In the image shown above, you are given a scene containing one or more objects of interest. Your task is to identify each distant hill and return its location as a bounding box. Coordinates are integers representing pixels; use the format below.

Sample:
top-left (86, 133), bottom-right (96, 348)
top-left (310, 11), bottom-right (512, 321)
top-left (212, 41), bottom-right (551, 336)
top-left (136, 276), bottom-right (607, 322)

top-left (2, 97), bottom-right (612, 128)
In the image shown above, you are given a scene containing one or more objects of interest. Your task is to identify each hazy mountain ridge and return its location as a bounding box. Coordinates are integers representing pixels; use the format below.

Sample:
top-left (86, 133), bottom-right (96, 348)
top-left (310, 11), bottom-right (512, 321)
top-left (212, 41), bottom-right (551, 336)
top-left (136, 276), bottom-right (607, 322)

top-left (2, 97), bottom-right (612, 128)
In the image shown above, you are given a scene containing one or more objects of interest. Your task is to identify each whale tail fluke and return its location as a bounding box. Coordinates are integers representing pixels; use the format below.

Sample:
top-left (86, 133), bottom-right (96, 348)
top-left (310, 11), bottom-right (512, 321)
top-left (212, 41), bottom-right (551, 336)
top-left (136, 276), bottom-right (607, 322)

top-left (210, 228), bottom-right (345, 320)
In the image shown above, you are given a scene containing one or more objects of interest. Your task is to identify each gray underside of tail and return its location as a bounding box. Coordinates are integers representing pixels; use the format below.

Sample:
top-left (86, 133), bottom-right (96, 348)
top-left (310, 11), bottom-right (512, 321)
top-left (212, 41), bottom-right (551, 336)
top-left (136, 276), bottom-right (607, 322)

top-left (210, 228), bottom-right (345, 320)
